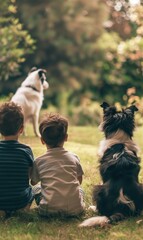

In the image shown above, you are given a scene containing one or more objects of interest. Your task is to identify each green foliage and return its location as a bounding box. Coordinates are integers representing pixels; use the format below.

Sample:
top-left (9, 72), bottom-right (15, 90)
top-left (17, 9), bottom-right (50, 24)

top-left (69, 100), bottom-right (102, 126)
top-left (16, 0), bottom-right (112, 105)
top-left (15, 0), bottom-right (143, 107)
top-left (1, 1), bottom-right (143, 110)
top-left (115, 5), bottom-right (143, 96)
top-left (0, 0), bottom-right (35, 81)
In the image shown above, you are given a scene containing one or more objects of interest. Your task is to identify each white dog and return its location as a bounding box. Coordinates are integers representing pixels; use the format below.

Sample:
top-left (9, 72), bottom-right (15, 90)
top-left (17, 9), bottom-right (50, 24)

top-left (11, 67), bottom-right (49, 137)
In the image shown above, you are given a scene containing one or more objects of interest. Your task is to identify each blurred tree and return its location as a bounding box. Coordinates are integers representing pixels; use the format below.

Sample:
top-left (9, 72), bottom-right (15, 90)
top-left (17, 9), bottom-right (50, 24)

top-left (0, 0), bottom-right (35, 84)
top-left (104, 0), bottom-right (134, 38)
top-left (16, 0), bottom-right (112, 109)
top-left (102, 1), bottom-right (143, 104)
top-left (1, 0), bottom-right (142, 112)
top-left (116, 4), bottom-right (143, 101)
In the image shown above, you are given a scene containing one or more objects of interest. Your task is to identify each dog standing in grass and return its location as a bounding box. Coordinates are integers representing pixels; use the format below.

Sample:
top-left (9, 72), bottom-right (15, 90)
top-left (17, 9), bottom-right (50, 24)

top-left (11, 67), bottom-right (49, 137)
top-left (80, 102), bottom-right (143, 227)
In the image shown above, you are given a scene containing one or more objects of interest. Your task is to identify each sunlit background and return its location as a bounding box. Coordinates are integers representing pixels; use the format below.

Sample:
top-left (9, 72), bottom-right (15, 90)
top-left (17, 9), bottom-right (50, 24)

top-left (129, 0), bottom-right (140, 5)
top-left (1, 0), bottom-right (143, 125)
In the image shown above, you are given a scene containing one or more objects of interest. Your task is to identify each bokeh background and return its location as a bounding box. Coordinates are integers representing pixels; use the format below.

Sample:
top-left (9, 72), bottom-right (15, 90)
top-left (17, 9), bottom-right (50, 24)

top-left (0, 0), bottom-right (143, 125)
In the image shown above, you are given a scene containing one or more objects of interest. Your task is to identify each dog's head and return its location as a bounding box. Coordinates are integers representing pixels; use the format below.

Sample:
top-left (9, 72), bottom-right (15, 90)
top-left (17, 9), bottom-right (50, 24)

top-left (99, 102), bottom-right (138, 138)
top-left (22, 67), bottom-right (49, 91)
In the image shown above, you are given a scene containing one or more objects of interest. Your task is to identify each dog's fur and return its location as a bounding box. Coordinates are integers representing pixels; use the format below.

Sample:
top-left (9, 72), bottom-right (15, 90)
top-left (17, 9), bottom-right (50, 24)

top-left (11, 67), bottom-right (49, 137)
top-left (79, 102), bottom-right (143, 227)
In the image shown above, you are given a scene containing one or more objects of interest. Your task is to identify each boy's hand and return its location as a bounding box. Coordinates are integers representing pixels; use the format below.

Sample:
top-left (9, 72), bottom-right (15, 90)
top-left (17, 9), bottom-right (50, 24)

top-left (31, 180), bottom-right (37, 186)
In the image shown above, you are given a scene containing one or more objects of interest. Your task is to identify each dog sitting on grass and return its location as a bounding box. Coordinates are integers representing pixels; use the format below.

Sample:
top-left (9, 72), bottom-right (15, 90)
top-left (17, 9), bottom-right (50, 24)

top-left (11, 67), bottom-right (49, 137)
top-left (80, 102), bottom-right (143, 227)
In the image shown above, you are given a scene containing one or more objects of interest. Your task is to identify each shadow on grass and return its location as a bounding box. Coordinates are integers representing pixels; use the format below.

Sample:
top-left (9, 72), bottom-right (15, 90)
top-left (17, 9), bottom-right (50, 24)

top-left (1, 208), bottom-right (86, 225)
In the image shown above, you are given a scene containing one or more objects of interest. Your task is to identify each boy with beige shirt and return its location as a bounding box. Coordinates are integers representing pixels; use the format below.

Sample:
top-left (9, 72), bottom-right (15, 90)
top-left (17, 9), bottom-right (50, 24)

top-left (31, 113), bottom-right (84, 216)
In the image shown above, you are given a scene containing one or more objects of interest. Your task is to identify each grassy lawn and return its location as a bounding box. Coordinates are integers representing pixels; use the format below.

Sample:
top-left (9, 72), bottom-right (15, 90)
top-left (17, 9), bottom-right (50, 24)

top-left (1, 125), bottom-right (143, 240)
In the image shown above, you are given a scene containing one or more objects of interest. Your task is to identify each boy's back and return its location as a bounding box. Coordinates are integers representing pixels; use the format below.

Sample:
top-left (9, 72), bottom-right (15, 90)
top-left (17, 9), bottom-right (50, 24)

top-left (0, 140), bottom-right (33, 211)
top-left (31, 113), bottom-right (85, 216)
top-left (32, 147), bottom-right (84, 214)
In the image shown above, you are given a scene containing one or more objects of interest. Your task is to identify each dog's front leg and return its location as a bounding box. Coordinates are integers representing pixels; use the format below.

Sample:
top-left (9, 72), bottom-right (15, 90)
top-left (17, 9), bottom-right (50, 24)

top-left (22, 120), bottom-right (27, 136)
top-left (23, 128), bottom-right (27, 136)
top-left (31, 114), bottom-right (40, 137)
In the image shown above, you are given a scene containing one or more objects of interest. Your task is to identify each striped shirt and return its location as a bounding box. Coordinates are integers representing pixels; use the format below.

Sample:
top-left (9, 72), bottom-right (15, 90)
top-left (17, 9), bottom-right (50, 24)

top-left (0, 140), bottom-right (34, 211)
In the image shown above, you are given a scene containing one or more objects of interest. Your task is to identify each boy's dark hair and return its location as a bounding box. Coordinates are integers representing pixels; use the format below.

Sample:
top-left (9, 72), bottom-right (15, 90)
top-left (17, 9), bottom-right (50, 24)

top-left (0, 102), bottom-right (24, 136)
top-left (39, 113), bottom-right (68, 147)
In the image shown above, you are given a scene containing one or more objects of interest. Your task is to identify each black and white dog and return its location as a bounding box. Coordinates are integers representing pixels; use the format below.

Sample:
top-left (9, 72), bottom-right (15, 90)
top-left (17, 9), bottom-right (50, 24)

top-left (80, 102), bottom-right (143, 227)
top-left (11, 67), bottom-right (49, 137)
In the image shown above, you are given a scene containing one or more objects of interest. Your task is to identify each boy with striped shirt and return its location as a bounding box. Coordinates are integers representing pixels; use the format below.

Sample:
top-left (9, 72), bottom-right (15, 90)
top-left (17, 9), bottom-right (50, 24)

top-left (0, 102), bottom-right (34, 216)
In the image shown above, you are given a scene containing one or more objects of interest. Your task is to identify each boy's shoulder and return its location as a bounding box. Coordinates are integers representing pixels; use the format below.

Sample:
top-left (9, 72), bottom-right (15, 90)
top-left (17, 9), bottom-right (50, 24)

top-left (61, 149), bottom-right (81, 164)
top-left (16, 142), bottom-right (33, 155)
top-left (0, 140), bottom-right (33, 154)
top-left (67, 150), bottom-right (79, 159)
top-left (34, 148), bottom-right (80, 162)
top-left (17, 142), bottom-right (32, 149)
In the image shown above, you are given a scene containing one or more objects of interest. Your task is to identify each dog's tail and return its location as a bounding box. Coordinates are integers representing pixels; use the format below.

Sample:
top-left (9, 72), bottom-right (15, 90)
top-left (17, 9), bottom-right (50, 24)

top-left (79, 213), bottom-right (125, 227)
top-left (79, 188), bottom-right (135, 227)
top-left (79, 216), bottom-right (109, 227)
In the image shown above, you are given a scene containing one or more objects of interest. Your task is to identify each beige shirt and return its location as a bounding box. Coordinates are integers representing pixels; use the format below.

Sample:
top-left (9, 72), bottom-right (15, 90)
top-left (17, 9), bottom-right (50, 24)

top-left (31, 147), bottom-right (84, 215)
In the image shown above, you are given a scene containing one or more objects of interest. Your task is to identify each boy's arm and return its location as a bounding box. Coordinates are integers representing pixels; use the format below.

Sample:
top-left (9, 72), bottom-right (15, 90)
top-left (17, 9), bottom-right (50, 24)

top-left (30, 161), bottom-right (40, 186)
top-left (76, 156), bottom-right (84, 185)
top-left (29, 167), bottom-right (32, 179)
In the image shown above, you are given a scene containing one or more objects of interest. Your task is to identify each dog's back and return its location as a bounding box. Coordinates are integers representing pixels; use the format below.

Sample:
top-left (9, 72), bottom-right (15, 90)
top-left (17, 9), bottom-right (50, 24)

top-left (11, 67), bottom-right (49, 137)
top-left (12, 87), bottom-right (43, 118)
top-left (95, 103), bottom-right (143, 222)
top-left (93, 143), bottom-right (143, 218)
top-left (99, 143), bottom-right (140, 183)
top-left (79, 102), bottom-right (143, 227)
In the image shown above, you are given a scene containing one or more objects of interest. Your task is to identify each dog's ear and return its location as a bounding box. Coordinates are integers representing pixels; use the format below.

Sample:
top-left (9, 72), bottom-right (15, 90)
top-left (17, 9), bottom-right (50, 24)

top-left (40, 69), bottom-right (47, 73)
top-left (130, 105), bottom-right (138, 112)
top-left (100, 102), bottom-right (110, 109)
top-left (38, 69), bottom-right (47, 75)
top-left (101, 102), bottom-right (117, 116)
top-left (29, 67), bottom-right (37, 73)
top-left (126, 105), bottom-right (138, 114)
top-left (38, 69), bottom-right (47, 83)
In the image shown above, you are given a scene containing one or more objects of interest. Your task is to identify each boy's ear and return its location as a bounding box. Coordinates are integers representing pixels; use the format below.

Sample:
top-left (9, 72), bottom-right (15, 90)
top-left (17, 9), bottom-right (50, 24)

top-left (19, 125), bottom-right (24, 134)
top-left (41, 137), bottom-right (45, 145)
top-left (65, 133), bottom-right (68, 141)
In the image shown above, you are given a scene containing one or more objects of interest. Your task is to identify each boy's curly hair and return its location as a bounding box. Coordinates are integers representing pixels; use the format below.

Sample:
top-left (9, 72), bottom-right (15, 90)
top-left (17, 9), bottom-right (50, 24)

top-left (0, 102), bottom-right (24, 136)
top-left (39, 113), bottom-right (68, 147)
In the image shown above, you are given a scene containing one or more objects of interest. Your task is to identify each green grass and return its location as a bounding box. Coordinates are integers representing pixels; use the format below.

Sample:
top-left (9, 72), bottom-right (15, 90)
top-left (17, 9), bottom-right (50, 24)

top-left (1, 125), bottom-right (143, 240)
